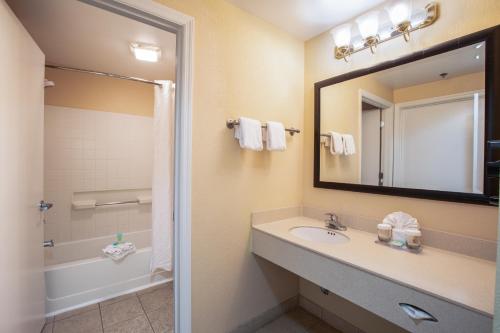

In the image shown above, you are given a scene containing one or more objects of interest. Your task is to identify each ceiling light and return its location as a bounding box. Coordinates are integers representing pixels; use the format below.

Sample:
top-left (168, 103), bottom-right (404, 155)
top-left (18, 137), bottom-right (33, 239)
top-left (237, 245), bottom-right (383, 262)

top-left (130, 43), bottom-right (161, 62)
top-left (476, 43), bottom-right (483, 49)
top-left (475, 55), bottom-right (480, 60)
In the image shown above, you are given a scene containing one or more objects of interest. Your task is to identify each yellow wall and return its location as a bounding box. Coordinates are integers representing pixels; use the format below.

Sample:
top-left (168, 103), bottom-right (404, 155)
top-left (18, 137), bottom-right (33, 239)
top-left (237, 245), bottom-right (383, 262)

top-left (394, 71), bottom-right (485, 103)
top-left (154, 1), bottom-right (304, 332)
top-left (45, 67), bottom-right (154, 116)
top-left (320, 73), bottom-right (393, 183)
top-left (304, 0), bottom-right (499, 243)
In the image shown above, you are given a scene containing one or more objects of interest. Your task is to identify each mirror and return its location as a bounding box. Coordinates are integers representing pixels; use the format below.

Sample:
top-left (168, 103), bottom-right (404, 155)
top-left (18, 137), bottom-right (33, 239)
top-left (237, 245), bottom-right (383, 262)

top-left (314, 27), bottom-right (500, 205)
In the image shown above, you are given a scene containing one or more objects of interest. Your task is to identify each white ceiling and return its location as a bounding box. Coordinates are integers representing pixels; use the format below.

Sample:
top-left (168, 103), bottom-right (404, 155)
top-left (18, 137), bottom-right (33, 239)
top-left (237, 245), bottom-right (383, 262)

top-left (7, 0), bottom-right (176, 81)
top-left (376, 42), bottom-right (486, 89)
top-left (228, 0), bottom-right (386, 40)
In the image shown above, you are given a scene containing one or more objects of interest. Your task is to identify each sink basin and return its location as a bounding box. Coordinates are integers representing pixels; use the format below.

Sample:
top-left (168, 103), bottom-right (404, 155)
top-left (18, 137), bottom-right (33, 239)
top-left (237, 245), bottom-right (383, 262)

top-left (289, 226), bottom-right (350, 245)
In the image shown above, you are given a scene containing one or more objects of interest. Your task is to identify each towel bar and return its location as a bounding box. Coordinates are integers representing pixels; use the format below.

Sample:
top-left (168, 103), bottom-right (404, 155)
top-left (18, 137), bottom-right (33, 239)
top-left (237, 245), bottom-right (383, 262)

top-left (226, 119), bottom-right (300, 136)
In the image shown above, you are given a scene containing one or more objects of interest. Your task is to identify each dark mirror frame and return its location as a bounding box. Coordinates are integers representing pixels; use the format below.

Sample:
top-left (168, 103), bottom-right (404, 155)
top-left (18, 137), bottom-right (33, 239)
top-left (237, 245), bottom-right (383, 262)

top-left (314, 25), bottom-right (500, 206)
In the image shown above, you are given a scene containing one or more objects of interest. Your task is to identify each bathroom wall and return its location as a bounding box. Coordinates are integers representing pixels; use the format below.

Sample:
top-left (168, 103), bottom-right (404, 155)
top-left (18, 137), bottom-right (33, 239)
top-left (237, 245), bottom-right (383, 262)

top-left (393, 71), bottom-right (485, 103)
top-left (44, 71), bottom-right (155, 263)
top-left (303, 0), bottom-right (499, 330)
top-left (304, 0), bottom-right (499, 242)
top-left (45, 67), bottom-right (154, 117)
top-left (153, 1), bottom-right (304, 332)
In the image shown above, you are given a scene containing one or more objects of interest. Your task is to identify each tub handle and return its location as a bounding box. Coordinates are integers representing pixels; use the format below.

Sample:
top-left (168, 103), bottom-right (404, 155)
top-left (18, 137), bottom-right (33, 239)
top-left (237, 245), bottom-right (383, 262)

top-left (43, 240), bottom-right (55, 248)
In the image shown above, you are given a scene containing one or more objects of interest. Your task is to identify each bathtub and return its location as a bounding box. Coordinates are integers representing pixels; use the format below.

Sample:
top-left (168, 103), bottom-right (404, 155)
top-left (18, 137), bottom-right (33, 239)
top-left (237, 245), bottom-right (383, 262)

top-left (45, 247), bottom-right (171, 316)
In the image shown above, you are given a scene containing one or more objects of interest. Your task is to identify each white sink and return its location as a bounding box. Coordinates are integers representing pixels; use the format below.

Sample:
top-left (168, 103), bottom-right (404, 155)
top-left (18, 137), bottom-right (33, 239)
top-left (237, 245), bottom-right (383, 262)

top-left (289, 226), bottom-right (350, 245)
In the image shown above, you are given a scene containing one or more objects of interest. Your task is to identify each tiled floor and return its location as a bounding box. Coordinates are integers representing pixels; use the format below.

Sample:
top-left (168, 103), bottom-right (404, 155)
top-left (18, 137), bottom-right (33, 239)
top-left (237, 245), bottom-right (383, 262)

top-left (255, 308), bottom-right (342, 333)
top-left (42, 282), bottom-right (173, 333)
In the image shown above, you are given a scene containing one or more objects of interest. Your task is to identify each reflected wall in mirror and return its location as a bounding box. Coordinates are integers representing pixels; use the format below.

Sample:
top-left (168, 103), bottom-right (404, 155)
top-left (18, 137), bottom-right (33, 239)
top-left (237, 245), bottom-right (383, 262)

top-left (314, 26), bottom-right (500, 205)
top-left (320, 43), bottom-right (485, 193)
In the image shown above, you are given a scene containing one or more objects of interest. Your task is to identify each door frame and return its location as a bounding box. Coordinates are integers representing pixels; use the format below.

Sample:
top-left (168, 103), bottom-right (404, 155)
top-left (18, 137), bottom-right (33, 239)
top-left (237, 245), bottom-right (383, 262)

top-left (79, 1), bottom-right (193, 332)
top-left (359, 90), bottom-right (394, 186)
top-left (393, 90), bottom-right (484, 192)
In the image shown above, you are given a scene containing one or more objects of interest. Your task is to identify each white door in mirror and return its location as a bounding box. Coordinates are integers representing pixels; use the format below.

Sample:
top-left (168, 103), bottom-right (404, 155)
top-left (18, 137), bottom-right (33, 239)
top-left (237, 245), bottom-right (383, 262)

top-left (289, 227), bottom-right (350, 245)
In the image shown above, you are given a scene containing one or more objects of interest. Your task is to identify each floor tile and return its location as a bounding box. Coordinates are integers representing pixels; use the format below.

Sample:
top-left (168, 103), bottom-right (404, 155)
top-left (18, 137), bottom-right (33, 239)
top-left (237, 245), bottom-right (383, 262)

top-left (308, 322), bottom-right (342, 333)
top-left (101, 297), bottom-right (145, 328)
top-left (53, 309), bottom-right (103, 333)
top-left (55, 303), bottom-right (99, 321)
top-left (103, 315), bottom-right (153, 333)
top-left (100, 292), bottom-right (138, 307)
top-left (138, 286), bottom-right (173, 312)
top-left (42, 323), bottom-right (53, 333)
top-left (286, 308), bottom-right (321, 328)
top-left (146, 303), bottom-right (174, 333)
top-left (255, 309), bottom-right (325, 333)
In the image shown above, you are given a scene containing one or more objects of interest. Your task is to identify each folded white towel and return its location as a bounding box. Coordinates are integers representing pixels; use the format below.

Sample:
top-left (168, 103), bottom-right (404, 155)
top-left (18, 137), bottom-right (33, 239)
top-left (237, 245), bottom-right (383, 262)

top-left (266, 121), bottom-right (286, 151)
top-left (383, 211), bottom-right (419, 230)
top-left (234, 117), bottom-right (263, 151)
top-left (342, 134), bottom-right (356, 155)
top-left (328, 131), bottom-right (344, 155)
top-left (103, 242), bottom-right (136, 261)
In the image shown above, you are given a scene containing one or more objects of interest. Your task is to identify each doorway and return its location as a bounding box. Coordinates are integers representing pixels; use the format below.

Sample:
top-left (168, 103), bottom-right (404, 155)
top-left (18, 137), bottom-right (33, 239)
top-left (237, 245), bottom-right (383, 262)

top-left (2, 0), bottom-right (193, 332)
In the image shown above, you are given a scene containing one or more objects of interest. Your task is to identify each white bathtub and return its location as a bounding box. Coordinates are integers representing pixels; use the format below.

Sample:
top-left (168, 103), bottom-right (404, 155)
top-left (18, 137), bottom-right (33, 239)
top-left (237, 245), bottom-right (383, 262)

top-left (45, 247), bottom-right (171, 316)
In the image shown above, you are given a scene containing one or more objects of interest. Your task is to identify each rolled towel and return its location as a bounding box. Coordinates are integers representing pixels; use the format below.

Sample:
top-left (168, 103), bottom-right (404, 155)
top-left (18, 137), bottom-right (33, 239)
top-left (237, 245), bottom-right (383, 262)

top-left (234, 117), bottom-right (263, 151)
top-left (342, 134), bottom-right (356, 155)
top-left (383, 211), bottom-right (419, 230)
top-left (329, 131), bottom-right (344, 155)
top-left (266, 121), bottom-right (286, 151)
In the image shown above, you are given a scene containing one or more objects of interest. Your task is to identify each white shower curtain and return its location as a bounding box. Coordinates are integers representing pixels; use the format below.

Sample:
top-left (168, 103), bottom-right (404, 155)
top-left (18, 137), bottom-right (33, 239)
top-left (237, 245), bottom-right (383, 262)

top-left (151, 80), bottom-right (175, 272)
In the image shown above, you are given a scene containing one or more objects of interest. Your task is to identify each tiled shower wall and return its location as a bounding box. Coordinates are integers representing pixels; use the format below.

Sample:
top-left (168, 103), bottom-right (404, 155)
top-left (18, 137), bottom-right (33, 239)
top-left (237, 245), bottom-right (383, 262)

top-left (44, 105), bottom-right (153, 244)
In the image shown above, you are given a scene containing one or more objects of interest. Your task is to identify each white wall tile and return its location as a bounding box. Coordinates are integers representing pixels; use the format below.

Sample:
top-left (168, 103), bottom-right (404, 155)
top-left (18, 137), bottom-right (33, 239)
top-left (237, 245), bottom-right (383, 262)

top-left (44, 105), bottom-right (153, 243)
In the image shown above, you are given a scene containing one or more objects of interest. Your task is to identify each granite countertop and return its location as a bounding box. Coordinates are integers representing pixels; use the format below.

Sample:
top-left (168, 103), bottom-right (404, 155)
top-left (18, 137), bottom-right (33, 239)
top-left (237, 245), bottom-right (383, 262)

top-left (253, 216), bottom-right (496, 317)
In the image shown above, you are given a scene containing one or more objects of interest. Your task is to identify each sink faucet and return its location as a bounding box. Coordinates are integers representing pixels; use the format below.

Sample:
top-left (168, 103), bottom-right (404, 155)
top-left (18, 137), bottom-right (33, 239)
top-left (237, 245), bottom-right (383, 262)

top-left (325, 213), bottom-right (347, 231)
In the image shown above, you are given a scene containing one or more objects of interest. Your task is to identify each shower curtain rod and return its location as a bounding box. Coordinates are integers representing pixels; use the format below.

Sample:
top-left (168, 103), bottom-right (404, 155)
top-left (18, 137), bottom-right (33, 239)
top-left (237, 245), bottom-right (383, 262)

top-left (45, 64), bottom-right (162, 87)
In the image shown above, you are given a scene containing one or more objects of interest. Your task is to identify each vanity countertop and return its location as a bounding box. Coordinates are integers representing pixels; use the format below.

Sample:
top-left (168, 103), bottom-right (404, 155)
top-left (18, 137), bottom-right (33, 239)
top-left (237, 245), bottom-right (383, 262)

top-left (252, 216), bottom-right (496, 317)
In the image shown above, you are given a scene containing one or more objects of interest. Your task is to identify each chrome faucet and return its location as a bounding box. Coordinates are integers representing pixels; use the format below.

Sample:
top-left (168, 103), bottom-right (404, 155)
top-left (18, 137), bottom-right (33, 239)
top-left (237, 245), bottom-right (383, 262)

top-left (325, 213), bottom-right (347, 231)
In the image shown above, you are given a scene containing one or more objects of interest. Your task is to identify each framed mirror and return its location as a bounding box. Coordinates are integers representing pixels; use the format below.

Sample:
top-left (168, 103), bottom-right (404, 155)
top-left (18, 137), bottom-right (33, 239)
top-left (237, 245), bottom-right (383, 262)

top-left (314, 26), bottom-right (500, 205)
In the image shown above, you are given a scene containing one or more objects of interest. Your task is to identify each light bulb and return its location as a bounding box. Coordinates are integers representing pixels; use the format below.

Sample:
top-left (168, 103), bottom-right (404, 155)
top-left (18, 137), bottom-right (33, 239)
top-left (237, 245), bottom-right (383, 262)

top-left (387, 1), bottom-right (412, 26)
top-left (330, 23), bottom-right (352, 47)
top-left (356, 11), bottom-right (380, 39)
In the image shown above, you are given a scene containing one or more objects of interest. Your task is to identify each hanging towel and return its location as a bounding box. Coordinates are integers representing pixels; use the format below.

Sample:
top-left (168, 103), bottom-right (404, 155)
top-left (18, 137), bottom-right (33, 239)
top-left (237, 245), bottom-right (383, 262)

top-left (329, 131), bottom-right (344, 155)
top-left (342, 134), bottom-right (356, 155)
top-left (234, 117), bottom-right (263, 151)
top-left (266, 121), bottom-right (286, 151)
top-left (151, 80), bottom-right (174, 273)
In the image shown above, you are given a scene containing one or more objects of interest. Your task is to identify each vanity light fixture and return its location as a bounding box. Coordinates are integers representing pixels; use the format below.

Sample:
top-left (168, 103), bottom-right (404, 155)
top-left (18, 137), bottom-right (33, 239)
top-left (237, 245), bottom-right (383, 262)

top-left (386, 0), bottom-right (412, 41)
top-left (331, 1), bottom-right (439, 61)
top-left (130, 43), bottom-right (161, 62)
top-left (331, 23), bottom-right (352, 62)
top-left (356, 10), bottom-right (380, 54)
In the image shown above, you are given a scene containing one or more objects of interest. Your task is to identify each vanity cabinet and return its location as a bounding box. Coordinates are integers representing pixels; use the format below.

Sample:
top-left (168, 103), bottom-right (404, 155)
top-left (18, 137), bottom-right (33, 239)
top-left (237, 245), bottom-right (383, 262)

top-left (252, 229), bottom-right (492, 332)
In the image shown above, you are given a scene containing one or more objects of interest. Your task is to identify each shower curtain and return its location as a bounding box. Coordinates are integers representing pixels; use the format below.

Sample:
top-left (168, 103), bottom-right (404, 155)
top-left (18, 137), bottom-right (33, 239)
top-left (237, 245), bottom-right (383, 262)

top-left (151, 80), bottom-right (175, 272)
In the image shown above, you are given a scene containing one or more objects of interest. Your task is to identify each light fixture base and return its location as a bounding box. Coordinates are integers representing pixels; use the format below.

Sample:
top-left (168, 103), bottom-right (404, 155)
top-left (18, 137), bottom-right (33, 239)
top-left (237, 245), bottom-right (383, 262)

top-left (334, 46), bottom-right (351, 62)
